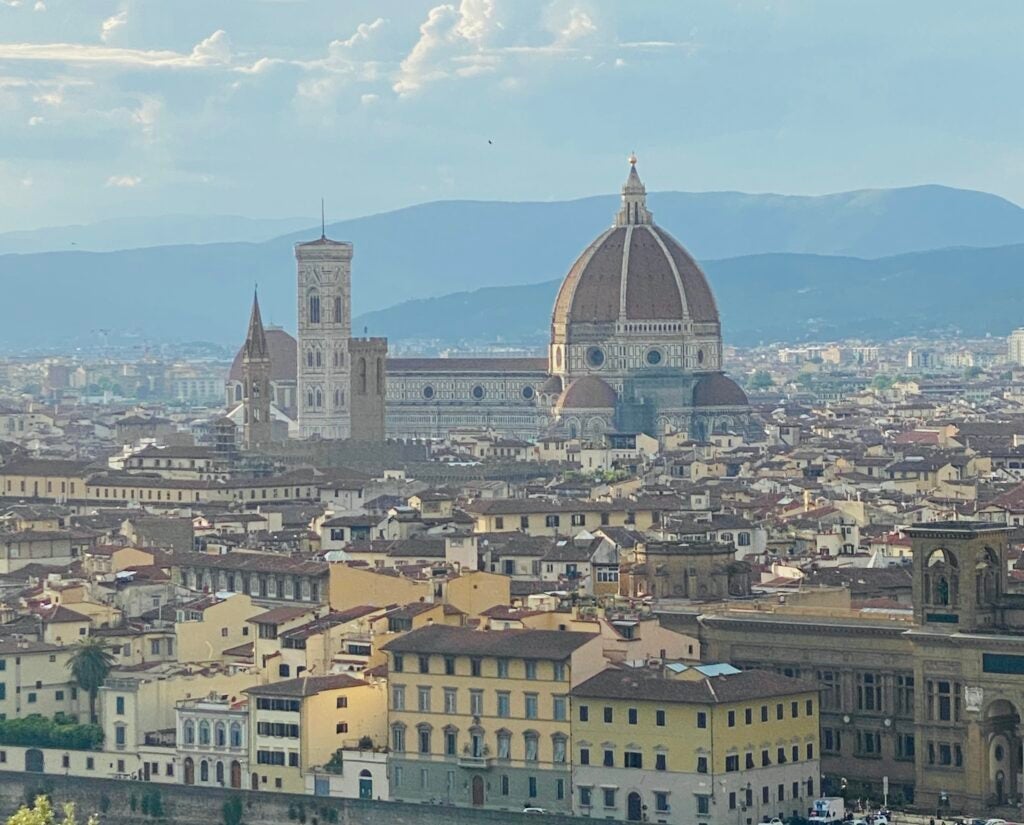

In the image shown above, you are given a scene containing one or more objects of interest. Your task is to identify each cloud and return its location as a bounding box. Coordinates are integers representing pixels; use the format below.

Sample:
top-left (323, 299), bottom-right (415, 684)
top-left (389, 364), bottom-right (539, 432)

top-left (0, 30), bottom-right (233, 68)
top-left (33, 0), bottom-right (45, 10)
top-left (393, 0), bottom-right (497, 96)
top-left (100, 10), bottom-right (127, 43)
top-left (360, 93), bottom-right (379, 105)
top-left (555, 6), bottom-right (596, 45)
top-left (105, 175), bottom-right (141, 187)
top-left (27, 115), bottom-right (43, 125)
top-left (292, 18), bottom-right (388, 104)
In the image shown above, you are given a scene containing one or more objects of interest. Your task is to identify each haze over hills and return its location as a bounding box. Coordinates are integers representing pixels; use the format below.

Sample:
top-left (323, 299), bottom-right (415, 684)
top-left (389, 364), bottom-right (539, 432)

top-left (3, 184), bottom-right (1024, 348)
top-left (353, 243), bottom-right (1024, 347)
top-left (0, 214), bottom-right (318, 255)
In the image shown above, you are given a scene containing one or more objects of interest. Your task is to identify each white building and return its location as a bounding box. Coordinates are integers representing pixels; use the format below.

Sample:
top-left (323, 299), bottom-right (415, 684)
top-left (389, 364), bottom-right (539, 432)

top-left (176, 693), bottom-right (249, 789)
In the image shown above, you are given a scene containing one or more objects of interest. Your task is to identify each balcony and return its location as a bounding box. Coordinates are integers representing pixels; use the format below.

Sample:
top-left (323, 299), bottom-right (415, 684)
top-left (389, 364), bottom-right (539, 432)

top-left (457, 744), bottom-right (493, 769)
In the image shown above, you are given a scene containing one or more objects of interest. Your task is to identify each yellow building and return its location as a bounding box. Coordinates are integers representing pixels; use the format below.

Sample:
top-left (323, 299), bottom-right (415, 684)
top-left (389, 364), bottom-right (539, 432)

top-left (244, 673), bottom-right (388, 793)
top-left (382, 624), bottom-right (605, 813)
top-left (174, 593), bottom-right (264, 664)
top-left (570, 665), bottom-right (820, 825)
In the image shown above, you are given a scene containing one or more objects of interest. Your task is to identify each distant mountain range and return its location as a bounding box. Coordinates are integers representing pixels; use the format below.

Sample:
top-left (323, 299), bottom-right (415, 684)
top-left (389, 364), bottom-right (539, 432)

top-left (353, 243), bottom-right (1024, 347)
top-left (3, 184), bottom-right (1024, 348)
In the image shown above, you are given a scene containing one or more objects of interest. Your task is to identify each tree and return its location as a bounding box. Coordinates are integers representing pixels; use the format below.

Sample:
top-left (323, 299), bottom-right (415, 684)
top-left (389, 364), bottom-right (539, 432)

top-left (748, 370), bottom-right (774, 390)
top-left (222, 797), bottom-right (243, 825)
top-left (871, 374), bottom-right (894, 391)
top-left (963, 365), bottom-right (983, 379)
top-left (66, 638), bottom-right (116, 724)
top-left (7, 796), bottom-right (98, 825)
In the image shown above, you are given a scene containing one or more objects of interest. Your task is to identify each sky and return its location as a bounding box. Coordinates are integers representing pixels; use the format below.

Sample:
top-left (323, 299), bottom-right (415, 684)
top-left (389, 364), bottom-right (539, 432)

top-left (2, 0), bottom-right (1024, 231)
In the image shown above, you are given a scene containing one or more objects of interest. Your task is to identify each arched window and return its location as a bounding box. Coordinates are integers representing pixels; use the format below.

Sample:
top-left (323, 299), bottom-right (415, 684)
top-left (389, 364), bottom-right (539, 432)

top-left (230, 722), bottom-right (242, 748)
top-left (315, 349), bottom-right (322, 368)
top-left (234, 384), bottom-right (242, 402)
top-left (315, 387), bottom-right (322, 408)
top-left (358, 358), bottom-right (367, 394)
top-left (925, 548), bottom-right (959, 607)
top-left (334, 389), bottom-right (341, 408)
top-left (334, 296), bottom-right (342, 323)
top-left (977, 548), bottom-right (1000, 605)
top-left (200, 760), bottom-right (209, 783)
top-left (333, 350), bottom-right (340, 368)
top-left (199, 721), bottom-right (210, 746)
top-left (552, 734), bottom-right (567, 763)
top-left (183, 720), bottom-right (195, 745)
top-left (215, 761), bottom-right (225, 785)
top-left (215, 722), bottom-right (226, 747)
top-left (391, 724), bottom-right (406, 753)
top-left (309, 291), bottom-right (320, 324)
top-left (307, 350), bottom-right (314, 368)
top-left (307, 388), bottom-right (314, 408)
top-left (376, 358), bottom-right (384, 395)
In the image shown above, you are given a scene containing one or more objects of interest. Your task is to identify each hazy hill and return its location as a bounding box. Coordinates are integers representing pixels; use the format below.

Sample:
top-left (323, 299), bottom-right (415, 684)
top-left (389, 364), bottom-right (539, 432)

top-left (3, 184), bottom-right (1024, 347)
top-left (354, 243), bottom-right (1024, 347)
top-left (0, 214), bottom-right (316, 254)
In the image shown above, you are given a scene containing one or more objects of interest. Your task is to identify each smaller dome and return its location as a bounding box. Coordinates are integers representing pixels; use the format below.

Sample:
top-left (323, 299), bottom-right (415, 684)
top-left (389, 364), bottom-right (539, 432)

top-left (692, 373), bottom-right (748, 407)
top-left (540, 375), bottom-right (563, 395)
top-left (228, 328), bottom-right (297, 383)
top-left (559, 376), bottom-right (618, 409)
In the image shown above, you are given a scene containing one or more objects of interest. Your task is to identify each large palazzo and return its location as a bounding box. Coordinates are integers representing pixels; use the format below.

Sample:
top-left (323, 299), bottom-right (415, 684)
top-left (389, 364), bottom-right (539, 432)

top-left (227, 157), bottom-right (753, 442)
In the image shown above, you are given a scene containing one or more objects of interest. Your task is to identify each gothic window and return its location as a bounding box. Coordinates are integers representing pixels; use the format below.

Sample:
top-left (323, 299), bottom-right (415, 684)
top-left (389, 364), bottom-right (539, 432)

top-left (334, 296), bottom-right (342, 323)
top-left (308, 291), bottom-right (321, 324)
top-left (315, 349), bottom-right (322, 368)
top-left (234, 384), bottom-right (242, 402)
top-left (307, 388), bottom-right (314, 408)
top-left (307, 350), bottom-right (314, 368)
top-left (315, 388), bottom-right (323, 408)
top-left (358, 358), bottom-right (368, 395)
top-left (334, 388), bottom-right (341, 408)
top-left (333, 350), bottom-right (340, 368)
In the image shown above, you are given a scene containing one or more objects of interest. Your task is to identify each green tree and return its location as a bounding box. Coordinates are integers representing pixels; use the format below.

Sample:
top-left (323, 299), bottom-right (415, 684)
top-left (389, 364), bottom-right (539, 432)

top-left (66, 638), bottom-right (116, 724)
top-left (222, 797), bottom-right (243, 825)
top-left (870, 374), bottom-right (894, 390)
top-left (748, 370), bottom-right (773, 390)
top-left (7, 796), bottom-right (98, 825)
top-left (963, 365), bottom-right (983, 379)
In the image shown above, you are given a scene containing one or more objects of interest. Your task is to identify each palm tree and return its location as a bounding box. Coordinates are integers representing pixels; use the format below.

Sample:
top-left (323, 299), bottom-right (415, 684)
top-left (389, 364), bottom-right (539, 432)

top-left (66, 637), bottom-right (116, 724)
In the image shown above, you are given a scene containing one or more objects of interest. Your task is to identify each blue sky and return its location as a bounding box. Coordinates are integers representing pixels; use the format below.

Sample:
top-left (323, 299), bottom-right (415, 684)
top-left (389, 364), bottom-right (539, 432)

top-left (1, 0), bottom-right (1023, 230)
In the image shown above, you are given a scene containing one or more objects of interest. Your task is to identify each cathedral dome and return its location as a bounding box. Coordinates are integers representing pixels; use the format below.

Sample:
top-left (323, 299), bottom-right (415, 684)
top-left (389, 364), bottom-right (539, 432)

top-left (692, 373), bottom-right (748, 407)
top-left (228, 328), bottom-right (297, 383)
top-left (552, 159), bottom-right (719, 331)
top-left (558, 375), bottom-right (618, 409)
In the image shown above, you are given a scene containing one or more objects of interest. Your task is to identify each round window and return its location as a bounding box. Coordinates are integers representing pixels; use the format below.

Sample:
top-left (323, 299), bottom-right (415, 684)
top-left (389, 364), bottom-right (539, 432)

top-left (646, 349), bottom-right (662, 366)
top-left (522, 386), bottom-right (535, 400)
top-left (472, 385), bottom-right (485, 400)
top-left (697, 348), bottom-right (705, 365)
top-left (422, 386), bottom-right (434, 399)
top-left (586, 347), bottom-right (605, 368)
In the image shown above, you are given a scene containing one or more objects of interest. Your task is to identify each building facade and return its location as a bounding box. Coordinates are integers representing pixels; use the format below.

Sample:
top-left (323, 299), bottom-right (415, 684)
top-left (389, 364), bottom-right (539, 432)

top-left (570, 666), bottom-right (820, 825)
top-left (381, 624), bottom-right (606, 813)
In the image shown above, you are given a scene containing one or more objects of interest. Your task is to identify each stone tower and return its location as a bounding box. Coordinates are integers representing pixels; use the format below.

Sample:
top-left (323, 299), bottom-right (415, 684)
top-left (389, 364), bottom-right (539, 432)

top-left (295, 234), bottom-right (352, 439)
top-left (242, 290), bottom-right (273, 450)
top-left (348, 337), bottom-right (388, 441)
top-left (906, 520), bottom-right (1009, 632)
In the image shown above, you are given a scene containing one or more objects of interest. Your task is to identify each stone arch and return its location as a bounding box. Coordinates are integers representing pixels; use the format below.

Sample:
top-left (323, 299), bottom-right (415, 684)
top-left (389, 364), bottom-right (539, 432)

top-left (924, 548), bottom-right (960, 607)
top-left (986, 699), bottom-right (1021, 805)
top-left (977, 547), bottom-right (1000, 605)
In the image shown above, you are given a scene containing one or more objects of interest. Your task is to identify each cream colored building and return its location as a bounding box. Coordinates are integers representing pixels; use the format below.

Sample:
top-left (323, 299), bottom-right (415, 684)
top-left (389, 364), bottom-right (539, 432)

top-left (244, 673), bottom-right (388, 794)
top-left (382, 624), bottom-right (606, 813)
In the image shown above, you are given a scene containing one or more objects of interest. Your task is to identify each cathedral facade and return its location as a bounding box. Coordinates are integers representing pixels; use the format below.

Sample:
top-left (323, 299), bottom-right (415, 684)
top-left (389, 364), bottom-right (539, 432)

top-left (227, 157), bottom-right (753, 442)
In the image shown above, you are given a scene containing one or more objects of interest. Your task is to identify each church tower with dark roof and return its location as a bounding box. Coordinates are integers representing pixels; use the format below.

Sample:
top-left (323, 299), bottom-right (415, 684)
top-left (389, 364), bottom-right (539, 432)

top-left (242, 290), bottom-right (273, 450)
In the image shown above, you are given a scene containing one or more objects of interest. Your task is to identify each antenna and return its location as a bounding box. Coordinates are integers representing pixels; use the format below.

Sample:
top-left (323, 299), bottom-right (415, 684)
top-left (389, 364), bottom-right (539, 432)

top-left (321, 198), bottom-right (325, 239)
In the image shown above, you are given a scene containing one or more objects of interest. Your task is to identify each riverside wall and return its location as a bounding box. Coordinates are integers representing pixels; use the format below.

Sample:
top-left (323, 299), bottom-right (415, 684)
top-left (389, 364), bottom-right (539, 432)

top-left (0, 772), bottom-right (588, 825)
